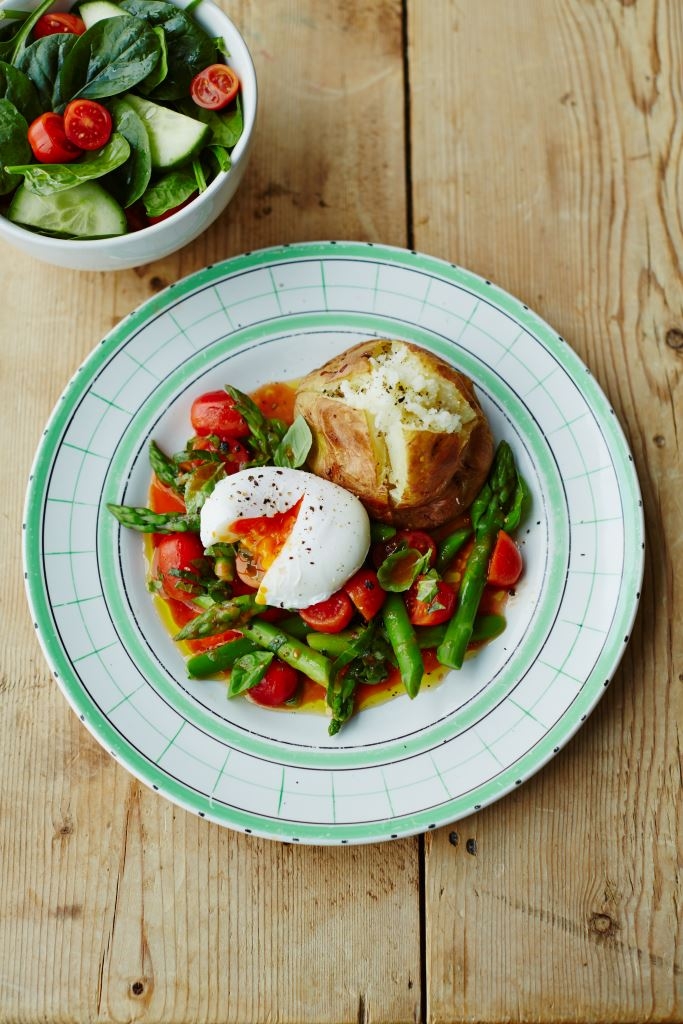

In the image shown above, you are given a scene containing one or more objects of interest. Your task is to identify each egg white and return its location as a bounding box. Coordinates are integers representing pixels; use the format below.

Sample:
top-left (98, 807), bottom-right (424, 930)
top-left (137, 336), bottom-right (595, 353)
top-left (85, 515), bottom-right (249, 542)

top-left (200, 467), bottom-right (371, 609)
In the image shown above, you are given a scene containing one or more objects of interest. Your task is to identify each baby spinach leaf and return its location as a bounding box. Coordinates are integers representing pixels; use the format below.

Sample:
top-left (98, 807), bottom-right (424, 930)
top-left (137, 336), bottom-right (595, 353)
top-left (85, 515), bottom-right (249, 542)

top-left (105, 95), bottom-right (151, 206)
top-left (0, 0), bottom-right (53, 64)
top-left (57, 15), bottom-right (162, 107)
top-left (16, 34), bottom-right (78, 113)
top-left (0, 10), bottom-right (28, 47)
top-left (119, 0), bottom-right (216, 100)
top-left (141, 166), bottom-right (196, 217)
top-left (137, 24), bottom-right (167, 94)
top-left (0, 96), bottom-right (29, 194)
top-left (7, 133), bottom-right (130, 194)
top-left (178, 94), bottom-right (242, 148)
top-left (0, 59), bottom-right (40, 122)
top-left (206, 144), bottom-right (231, 174)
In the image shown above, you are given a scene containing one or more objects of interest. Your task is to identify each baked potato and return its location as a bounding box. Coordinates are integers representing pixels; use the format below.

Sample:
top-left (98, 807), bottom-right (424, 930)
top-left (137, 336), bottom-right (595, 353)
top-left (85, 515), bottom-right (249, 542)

top-left (293, 338), bottom-right (494, 529)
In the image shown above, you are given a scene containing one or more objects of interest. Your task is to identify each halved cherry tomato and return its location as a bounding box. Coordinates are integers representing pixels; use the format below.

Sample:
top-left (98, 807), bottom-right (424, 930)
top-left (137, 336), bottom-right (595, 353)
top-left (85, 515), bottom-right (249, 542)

top-left (64, 99), bottom-right (112, 151)
top-left (27, 113), bottom-right (81, 164)
top-left (190, 389), bottom-right (250, 440)
top-left (190, 63), bottom-right (240, 110)
top-left (371, 529), bottom-right (437, 569)
top-left (487, 530), bottom-right (523, 588)
top-left (248, 660), bottom-right (299, 707)
top-left (33, 11), bottom-right (86, 37)
top-left (343, 568), bottom-right (386, 620)
top-left (149, 475), bottom-right (186, 514)
top-left (299, 591), bottom-right (354, 634)
top-left (405, 575), bottom-right (457, 627)
top-left (147, 193), bottom-right (197, 224)
top-left (151, 533), bottom-right (207, 605)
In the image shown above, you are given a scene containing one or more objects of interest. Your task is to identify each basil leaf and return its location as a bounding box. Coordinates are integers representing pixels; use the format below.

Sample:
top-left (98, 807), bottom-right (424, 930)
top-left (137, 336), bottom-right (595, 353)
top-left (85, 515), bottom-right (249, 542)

top-left (105, 96), bottom-right (152, 207)
top-left (377, 547), bottom-right (432, 593)
top-left (0, 96), bottom-right (29, 195)
top-left (7, 133), bottom-right (130, 195)
top-left (141, 166), bottom-right (196, 217)
top-left (57, 15), bottom-right (162, 107)
top-left (415, 569), bottom-right (442, 605)
top-left (120, 0), bottom-right (216, 100)
top-left (178, 94), bottom-right (243, 148)
top-left (184, 461), bottom-right (226, 515)
top-left (15, 34), bottom-right (78, 112)
top-left (228, 651), bottom-right (274, 697)
top-left (273, 416), bottom-right (312, 469)
top-left (0, 59), bottom-right (40, 122)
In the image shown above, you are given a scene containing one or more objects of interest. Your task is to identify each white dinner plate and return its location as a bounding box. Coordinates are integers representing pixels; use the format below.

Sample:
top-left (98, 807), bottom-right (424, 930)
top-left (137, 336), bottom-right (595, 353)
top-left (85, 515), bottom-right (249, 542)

top-left (23, 241), bottom-right (644, 844)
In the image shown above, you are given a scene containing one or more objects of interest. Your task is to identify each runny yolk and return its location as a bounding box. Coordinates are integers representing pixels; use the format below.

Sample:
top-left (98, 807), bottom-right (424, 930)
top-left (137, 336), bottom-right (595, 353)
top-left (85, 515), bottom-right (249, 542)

top-left (230, 496), bottom-right (303, 577)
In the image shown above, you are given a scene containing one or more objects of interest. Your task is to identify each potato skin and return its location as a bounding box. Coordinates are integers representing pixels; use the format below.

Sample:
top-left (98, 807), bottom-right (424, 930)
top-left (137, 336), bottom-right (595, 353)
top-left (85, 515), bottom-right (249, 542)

top-left (293, 339), bottom-right (494, 528)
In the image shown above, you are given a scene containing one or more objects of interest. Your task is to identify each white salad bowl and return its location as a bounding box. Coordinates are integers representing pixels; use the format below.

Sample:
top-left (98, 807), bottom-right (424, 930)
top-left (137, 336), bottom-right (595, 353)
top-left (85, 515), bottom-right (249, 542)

top-left (0, 0), bottom-right (257, 270)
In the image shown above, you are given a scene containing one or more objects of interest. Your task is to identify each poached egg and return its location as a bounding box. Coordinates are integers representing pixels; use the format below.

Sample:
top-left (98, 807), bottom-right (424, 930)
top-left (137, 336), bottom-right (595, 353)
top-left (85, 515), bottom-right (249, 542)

top-left (200, 467), bottom-right (371, 609)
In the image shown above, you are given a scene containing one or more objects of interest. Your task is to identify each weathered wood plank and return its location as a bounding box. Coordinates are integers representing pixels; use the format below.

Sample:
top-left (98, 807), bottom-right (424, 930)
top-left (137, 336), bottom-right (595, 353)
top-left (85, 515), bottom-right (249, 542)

top-left (0, 3), bottom-right (419, 1022)
top-left (409, 0), bottom-right (682, 1020)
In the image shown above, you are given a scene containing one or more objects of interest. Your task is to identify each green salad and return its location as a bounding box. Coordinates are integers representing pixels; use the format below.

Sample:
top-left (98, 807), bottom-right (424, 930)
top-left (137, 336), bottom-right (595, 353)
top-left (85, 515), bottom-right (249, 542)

top-left (0, 0), bottom-right (244, 237)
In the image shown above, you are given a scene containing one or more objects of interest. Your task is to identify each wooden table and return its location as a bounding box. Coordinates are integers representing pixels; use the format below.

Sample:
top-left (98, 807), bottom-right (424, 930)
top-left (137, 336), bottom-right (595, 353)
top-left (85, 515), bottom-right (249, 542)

top-left (2, 2), bottom-right (681, 1021)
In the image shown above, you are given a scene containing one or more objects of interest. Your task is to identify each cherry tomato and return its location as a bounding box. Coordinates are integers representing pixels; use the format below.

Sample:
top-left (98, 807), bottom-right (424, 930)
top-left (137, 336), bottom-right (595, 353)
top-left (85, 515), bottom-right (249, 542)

top-left (151, 533), bottom-right (207, 605)
top-left (189, 436), bottom-right (250, 475)
top-left (63, 99), bottom-right (112, 151)
top-left (190, 390), bottom-right (250, 440)
top-left (405, 575), bottom-right (456, 627)
top-left (27, 113), bottom-right (81, 164)
top-left (147, 193), bottom-right (197, 224)
top-left (487, 530), bottom-right (523, 588)
top-left (343, 568), bottom-right (386, 620)
top-left (371, 529), bottom-right (437, 569)
top-left (299, 591), bottom-right (354, 634)
top-left (33, 12), bottom-right (86, 37)
top-left (190, 63), bottom-right (240, 110)
top-left (248, 660), bottom-right (299, 707)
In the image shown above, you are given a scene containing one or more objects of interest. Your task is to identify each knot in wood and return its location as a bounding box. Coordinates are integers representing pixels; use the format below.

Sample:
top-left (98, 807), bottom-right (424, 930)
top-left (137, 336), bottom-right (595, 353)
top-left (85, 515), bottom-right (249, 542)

top-left (590, 912), bottom-right (617, 937)
top-left (665, 328), bottom-right (683, 352)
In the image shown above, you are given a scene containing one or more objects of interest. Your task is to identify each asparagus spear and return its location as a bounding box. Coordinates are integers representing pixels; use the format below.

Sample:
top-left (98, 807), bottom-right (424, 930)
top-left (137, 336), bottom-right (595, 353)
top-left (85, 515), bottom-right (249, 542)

top-left (174, 595), bottom-right (259, 640)
top-left (436, 526), bottom-right (472, 574)
top-left (382, 593), bottom-right (423, 698)
top-left (437, 442), bottom-right (526, 669)
top-left (186, 636), bottom-right (258, 678)
top-left (107, 504), bottom-right (200, 534)
top-left (240, 620), bottom-right (332, 689)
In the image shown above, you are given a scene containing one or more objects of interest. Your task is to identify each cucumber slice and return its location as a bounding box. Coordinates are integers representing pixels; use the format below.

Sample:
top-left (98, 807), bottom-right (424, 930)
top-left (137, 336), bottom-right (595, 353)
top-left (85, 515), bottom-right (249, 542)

top-left (8, 180), bottom-right (127, 238)
top-left (124, 93), bottom-right (211, 171)
top-left (79, 0), bottom-right (125, 28)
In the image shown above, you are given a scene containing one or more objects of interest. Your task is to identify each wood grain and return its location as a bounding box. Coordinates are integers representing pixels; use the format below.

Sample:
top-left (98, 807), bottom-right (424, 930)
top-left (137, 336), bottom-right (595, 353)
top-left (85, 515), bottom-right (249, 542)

top-left (409, 0), bottom-right (682, 1020)
top-left (0, 3), bottom-right (421, 1023)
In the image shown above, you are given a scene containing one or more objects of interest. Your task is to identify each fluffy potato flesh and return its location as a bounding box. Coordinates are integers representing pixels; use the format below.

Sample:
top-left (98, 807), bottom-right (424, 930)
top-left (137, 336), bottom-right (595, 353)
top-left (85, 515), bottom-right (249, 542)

top-left (293, 339), bottom-right (494, 528)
